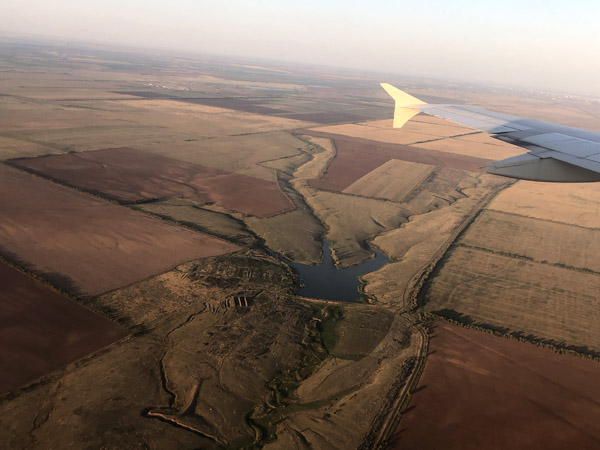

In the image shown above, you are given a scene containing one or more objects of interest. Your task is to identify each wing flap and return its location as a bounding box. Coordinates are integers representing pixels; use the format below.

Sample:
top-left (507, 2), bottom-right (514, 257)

top-left (488, 152), bottom-right (600, 182)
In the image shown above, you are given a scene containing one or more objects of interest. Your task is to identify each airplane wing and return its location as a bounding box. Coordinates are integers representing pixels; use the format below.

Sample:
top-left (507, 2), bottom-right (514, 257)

top-left (381, 83), bottom-right (600, 182)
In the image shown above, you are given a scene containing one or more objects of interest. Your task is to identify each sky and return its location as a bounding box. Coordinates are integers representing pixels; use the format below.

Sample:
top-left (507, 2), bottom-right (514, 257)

top-left (1, 0), bottom-right (600, 96)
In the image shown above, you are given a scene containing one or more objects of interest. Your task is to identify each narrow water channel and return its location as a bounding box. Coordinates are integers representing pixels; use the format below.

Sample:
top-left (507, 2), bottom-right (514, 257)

top-left (274, 240), bottom-right (390, 302)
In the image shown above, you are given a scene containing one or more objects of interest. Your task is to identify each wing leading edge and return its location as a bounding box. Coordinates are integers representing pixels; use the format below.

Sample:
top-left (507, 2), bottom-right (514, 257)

top-left (381, 83), bottom-right (600, 182)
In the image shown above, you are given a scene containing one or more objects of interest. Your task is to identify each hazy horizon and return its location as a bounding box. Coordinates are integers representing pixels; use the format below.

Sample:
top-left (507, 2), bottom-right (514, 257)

top-left (1, 0), bottom-right (599, 97)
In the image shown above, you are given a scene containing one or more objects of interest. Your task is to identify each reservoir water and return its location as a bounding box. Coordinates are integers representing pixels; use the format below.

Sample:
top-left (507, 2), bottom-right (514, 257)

top-left (276, 240), bottom-right (390, 302)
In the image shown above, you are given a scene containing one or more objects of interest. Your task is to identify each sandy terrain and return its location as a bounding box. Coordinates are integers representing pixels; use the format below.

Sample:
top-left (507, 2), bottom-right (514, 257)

top-left (393, 322), bottom-right (600, 450)
top-left (12, 147), bottom-right (294, 217)
top-left (0, 164), bottom-right (238, 295)
top-left (0, 263), bottom-right (126, 394)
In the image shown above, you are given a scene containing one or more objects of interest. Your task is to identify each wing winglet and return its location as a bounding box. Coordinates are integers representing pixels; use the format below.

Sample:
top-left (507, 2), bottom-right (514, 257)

top-left (380, 83), bottom-right (426, 128)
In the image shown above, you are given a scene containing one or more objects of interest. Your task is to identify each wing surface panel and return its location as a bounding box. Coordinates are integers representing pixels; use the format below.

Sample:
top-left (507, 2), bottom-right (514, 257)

top-left (381, 82), bottom-right (600, 182)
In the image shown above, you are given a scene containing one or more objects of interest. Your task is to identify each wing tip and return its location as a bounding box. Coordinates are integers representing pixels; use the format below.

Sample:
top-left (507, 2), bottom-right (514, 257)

top-left (380, 83), bottom-right (426, 107)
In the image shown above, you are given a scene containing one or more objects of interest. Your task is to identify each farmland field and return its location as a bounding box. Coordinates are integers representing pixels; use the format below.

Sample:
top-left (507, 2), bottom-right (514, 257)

top-left (245, 209), bottom-right (324, 264)
top-left (0, 164), bottom-right (238, 295)
top-left (303, 132), bottom-right (493, 192)
top-left (342, 159), bottom-right (436, 201)
top-left (488, 181), bottom-right (600, 228)
top-left (0, 262), bottom-right (126, 394)
top-left (393, 322), bottom-right (600, 450)
top-left (422, 246), bottom-right (600, 354)
top-left (11, 147), bottom-right (294, 217)
top-left (309, 115), bottom-right (474, 145)
top-left (135, 198), bottom-right (258, 247)
top-left (5, 38), bottom-right (600, 450)
top-left (460, 209), bottom-right (600, 272)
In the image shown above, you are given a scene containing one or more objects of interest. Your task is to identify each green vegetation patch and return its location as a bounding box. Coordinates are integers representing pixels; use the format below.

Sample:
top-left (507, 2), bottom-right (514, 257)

top-left (247, 304), bottom-right (344, 447)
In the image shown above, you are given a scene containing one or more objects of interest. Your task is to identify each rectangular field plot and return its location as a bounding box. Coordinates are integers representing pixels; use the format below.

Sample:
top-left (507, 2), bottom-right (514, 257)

top-left (303, 132), bottom-right (493, 192)
top-left (423, 246), bottom-right (600, 354)
top-left (488, 181), bottom-right (600, 228)
top-left (460, 210), bottom-right (600, 272)
top-left (342, 159), bottom-right (435, 201)
top-left (0, 165), bottom-right (238, 296)
top-left (113, 99), bottom-right (312, 136)
top-left (0, 263), bottom-right (126, 394)
top-left (393, 322), bottom-right (600, 450)
top-left (11, 147), bottom-right (293, 217)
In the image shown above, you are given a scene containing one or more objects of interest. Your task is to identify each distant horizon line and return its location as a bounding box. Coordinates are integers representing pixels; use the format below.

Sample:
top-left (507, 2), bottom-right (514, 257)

top-left (0, 30), bottom-right (597, 100)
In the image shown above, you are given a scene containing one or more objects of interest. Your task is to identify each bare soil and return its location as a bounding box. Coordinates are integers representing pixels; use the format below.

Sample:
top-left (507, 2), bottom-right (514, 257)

top-left (392, 322), bottom-right (600, 450)
top-left (0, 164), bottom-right (238, 295)
top-left (0, 262), bottom-right (126, 394)
top-left (11, 147), bottom-right (294, 217)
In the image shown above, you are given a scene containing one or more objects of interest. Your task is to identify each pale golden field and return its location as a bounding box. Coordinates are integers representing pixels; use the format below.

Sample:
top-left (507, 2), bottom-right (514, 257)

top-left (423, 246), bottom-right (600, 353)
top-left (114, 99), bottom-right (313, 136)
top-left (143, 130), bottom-right (310, 181)
top-left (343, 159), bottom-right (436, 201)
top-left (404, 167), bottom-right (480, 210)
top-left (460, 210), bottom-right (600, 272)
top-left (488, 181), bottom-right (600, 228)
top-left (363, 174), bottom-right (509, 308)
top-left (421, 177), bottom-right (600, 354)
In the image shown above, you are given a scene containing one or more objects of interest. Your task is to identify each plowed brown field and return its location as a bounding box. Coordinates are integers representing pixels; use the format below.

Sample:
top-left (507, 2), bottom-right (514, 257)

top-left (0, 263), bottom-right (126, 394)
top-left (301, 131), bottom-right (493, 192)
top-left (0, 165), bottom-right (238, 295)
top-left (392, 322), bottom-right (600, 450)
top-left (11, 147), bottom-right (293, 217)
